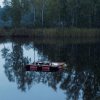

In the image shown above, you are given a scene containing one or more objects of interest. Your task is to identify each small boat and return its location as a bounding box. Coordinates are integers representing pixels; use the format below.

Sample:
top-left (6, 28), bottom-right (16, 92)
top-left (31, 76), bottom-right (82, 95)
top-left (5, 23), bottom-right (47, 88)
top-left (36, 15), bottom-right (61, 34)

top-left (25, 62), bottom-right (67, 72)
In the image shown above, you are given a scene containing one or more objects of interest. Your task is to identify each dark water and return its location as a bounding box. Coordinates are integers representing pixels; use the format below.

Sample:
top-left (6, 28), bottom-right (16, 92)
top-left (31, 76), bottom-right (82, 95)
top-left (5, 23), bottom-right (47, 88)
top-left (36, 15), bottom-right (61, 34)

top-left (0, 37), bottom-right (100, 100)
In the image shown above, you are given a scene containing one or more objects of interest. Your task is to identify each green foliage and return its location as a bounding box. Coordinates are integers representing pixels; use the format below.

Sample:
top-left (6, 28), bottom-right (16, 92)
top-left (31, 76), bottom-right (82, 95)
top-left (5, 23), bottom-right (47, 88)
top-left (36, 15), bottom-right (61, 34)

top-left (1, 0), bottom-right (100, 28)
top-left (1, 6), bottom-right (10, 21)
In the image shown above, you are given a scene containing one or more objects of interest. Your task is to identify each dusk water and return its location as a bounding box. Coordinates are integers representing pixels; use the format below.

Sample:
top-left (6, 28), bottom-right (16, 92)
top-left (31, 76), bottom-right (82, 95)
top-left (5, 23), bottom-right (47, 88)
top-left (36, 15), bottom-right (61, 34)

top-left (0, 38), bottom-right (100, 100)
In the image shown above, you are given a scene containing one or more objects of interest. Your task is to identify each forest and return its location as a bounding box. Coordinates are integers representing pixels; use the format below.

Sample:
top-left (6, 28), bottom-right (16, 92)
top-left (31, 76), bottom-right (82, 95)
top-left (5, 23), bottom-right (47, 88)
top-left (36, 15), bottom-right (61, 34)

top-left (0, 0), bottom-right (100, 28)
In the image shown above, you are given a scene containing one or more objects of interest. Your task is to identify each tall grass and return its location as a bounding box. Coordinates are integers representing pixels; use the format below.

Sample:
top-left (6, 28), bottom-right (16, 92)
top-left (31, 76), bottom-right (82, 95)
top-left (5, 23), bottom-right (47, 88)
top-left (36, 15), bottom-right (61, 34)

top-left (0, 28), bottom-right (100, 39)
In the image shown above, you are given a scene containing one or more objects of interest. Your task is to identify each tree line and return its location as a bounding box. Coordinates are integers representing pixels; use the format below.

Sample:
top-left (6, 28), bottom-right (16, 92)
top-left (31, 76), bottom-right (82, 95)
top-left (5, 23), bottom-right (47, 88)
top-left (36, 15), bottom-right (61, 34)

top-left (0, 0), bottom-right (100, 28)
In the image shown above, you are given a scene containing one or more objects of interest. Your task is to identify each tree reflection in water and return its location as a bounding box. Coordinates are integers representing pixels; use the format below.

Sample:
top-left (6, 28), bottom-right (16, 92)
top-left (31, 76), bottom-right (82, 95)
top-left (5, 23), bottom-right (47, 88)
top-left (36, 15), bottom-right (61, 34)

top-left (1, 38), bottom-right (100, 100)
top-left (1, 42), bottom-right (32, 91)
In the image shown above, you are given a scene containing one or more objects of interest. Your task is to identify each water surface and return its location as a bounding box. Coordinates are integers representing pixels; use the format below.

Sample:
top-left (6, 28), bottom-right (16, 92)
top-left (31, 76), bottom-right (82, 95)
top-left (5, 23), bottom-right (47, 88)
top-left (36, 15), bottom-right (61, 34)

top-left (0, 37), bottom-right (100, 100)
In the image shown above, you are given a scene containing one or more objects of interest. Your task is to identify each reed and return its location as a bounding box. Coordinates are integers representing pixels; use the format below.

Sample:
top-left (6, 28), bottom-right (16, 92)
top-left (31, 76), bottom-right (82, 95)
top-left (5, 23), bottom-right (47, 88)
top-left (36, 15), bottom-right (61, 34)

top-left (0, 28), bottom-right (100, 39)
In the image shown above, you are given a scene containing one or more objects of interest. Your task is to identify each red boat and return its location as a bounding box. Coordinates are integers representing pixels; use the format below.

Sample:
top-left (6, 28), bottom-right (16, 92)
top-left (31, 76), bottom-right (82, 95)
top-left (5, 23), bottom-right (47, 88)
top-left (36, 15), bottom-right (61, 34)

top-left (25, 62), bottom-right (67, 72)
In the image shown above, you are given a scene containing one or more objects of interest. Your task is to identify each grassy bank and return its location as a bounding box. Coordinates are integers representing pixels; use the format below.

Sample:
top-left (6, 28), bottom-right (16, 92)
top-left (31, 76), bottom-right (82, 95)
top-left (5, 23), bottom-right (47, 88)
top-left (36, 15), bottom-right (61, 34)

top-left (0, 28), bottom-right (100, 39)
top-left (0, 28), bottom-right (100, 44)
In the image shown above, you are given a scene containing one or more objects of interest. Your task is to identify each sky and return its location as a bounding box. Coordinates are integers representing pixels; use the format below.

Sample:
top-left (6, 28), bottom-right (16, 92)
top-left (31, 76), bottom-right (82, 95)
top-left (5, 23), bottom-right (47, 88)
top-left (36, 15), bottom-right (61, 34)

top-left (0, 0), bottom-right (3, 7)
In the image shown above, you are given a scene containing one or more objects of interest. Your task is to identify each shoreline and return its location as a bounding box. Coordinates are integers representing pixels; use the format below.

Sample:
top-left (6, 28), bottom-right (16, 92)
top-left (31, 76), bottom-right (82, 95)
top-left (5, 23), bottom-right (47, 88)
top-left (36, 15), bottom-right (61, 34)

top-left (0, 28), bottom-right (100, 44)
top-left (0, 28), bottom-right (100, 38)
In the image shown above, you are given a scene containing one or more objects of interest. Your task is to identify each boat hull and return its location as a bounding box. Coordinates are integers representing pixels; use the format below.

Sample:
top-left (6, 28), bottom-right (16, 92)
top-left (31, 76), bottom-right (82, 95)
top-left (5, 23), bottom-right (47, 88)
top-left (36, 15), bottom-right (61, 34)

top-left (25, 65), bottom-right (63, 72)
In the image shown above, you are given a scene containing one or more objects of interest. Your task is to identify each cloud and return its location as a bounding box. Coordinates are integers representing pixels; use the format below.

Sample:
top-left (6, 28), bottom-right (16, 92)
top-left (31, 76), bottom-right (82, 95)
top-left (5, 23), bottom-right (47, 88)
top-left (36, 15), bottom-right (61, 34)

top-left (0, 0), bottom-right (4, 7)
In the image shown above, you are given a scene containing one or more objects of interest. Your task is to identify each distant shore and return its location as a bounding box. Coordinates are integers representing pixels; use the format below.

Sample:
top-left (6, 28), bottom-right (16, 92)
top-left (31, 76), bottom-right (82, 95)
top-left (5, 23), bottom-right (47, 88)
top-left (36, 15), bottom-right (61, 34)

top-left (0, 28), bottom-right (100, 38)
top-left (0, 28), bottom-right (100, 44)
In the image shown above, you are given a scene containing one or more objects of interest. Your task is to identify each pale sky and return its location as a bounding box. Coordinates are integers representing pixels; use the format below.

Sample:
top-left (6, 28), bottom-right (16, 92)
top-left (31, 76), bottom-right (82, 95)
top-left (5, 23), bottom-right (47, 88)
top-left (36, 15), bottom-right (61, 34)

top-left (0, 0), bottom-right (4, 7)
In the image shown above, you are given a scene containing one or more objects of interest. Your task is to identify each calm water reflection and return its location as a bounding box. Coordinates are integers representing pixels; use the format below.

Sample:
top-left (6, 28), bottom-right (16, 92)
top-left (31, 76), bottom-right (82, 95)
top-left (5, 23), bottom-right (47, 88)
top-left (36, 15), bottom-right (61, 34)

top-left (0, 37), bottom-right (100, 100)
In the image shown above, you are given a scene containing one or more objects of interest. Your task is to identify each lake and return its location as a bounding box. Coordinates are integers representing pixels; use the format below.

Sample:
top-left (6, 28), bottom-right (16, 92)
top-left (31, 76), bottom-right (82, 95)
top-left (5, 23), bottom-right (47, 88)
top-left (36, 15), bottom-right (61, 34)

top-left (0, 37), bottom-right (100, 100)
